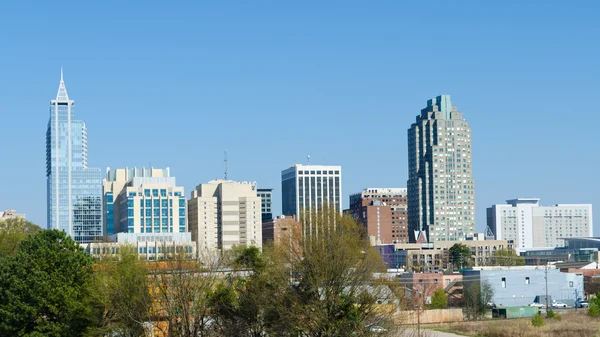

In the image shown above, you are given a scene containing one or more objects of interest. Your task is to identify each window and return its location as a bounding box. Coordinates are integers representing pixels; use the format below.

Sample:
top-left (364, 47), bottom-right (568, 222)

top-left (502, 277), bottom-right (506, 288)
top-left (127, 199), bottom-right (134, 207)
top-left (160, 189), bottom-right (167, 197)
top-left (525, 277), bottom-right (530, 285)
top-left (145, 200), bottom-right (151, 207)
top-left (154, 199), bottom-right (159, 207)
top-left (179, 208), bottom-right (185, 216)
top-left (179, 199), bottom-right (185, 207)
top-left (162, 199), bottom-right (168, 207)
top-left (569, 281), bottom-right (573, 288)
top-left (152, 189), bottom-right (159, 197)
top-left (144, 189), bottom-right (151, 197)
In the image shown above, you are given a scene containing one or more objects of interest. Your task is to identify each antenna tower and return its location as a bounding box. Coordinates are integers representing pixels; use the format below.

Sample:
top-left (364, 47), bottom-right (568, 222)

top-left (224, 151), bottom-right (228, 180)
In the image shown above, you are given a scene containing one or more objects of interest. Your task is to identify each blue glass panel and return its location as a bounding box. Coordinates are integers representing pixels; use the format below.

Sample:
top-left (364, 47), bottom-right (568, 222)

top-left (146, 209), bottom-right (152, 216)
top-left (162, 209), bottom-right (168, 216)
top-left (127, 199), bottom-right (134, 207)
top-left (128, 192), bottom-right (136, 197)
top-left (154, 208), bottom-right (160, 216)
top-left (154, 199), bottom-right (159, 207)
top-left (128, 209), bottom-right (134, 216)
top-left (144, 189), bottom-right (150, 197)
top-left (179, 208), bottom-right (185, 216)
top-left (179, 199), bottom-right (185, 207)
top-left (145, 200), bottom-right (151, 207)
top-left (162, 199), bottom-right (168, 207)
top-left (152, 189), bottom-right (158, 197)
top-left (160, 189), bottom-right (167, 197)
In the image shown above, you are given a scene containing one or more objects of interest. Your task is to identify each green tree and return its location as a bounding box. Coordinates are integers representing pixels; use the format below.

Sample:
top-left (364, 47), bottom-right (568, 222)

top-left (463, 280), bottom-right (494, 321)
top-left (279, 207), bottom-right (397, 336)
top-left (429, 289), bottom-right (448, 309)
top-left (449, 244), bottom-right (472, 269)
top-left (531, 313), bottom-right (545, 327)
top-left (0, 230), bottom-right (97, 336)
top-left (0, 217), bottom-right (41, 257)
top-left (588, 292), bottom-right (600, 318)
top-left (88, 246), bottom-right (152, 337)
top-left (491, 248), bottom-right (525, 266)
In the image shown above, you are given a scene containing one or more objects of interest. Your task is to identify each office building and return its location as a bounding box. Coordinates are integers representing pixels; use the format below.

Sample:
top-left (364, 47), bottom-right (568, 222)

top-left (262, 215), bottom-right (301, 246)
top-left (488, 198), bottom-right (593, 252)
top-left (188, 180), bottom-right (262, 252)
top-left (0, 210), bottom-right (26, 221)
top-left (102, 167), bottom-right (186, 235)
top-left (348, 188), bottom-right (408, 244)
top-left (82, 232), bottom-right (195, 261)
top-left (407, 95), bottom-right (475, 243)
top-left (281, 164), bottom-right (342, 222)
top-left (257, 188), bottom-right (273, 222)
top-left (46, 70), bottom-right (103, 243)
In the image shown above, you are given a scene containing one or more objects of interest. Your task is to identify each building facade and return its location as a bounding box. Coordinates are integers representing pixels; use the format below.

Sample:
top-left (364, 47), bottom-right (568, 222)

top-left (0, 210), bottom-right (26, 221)
top-left (102, 167), bottom-right (186, 235)
top-left (188, 180), bottom-right (262, 253)
top-left (281, 164), bottom-right (342, 221)
top-left (257, 188), bottom-right (273, 222)
top-left (262, 215), bottom-right (301, 246)
top-left (407, 95), bottom-right (475, 243)
top-left (83, 232), bottom-right (195, 261)
top-left (46, 70), bottom-right (103, 243)
top-left (464, 266), bottom-right (584, 307)
top-left (349, 188), bottom-right (408, 244)
top-left (487, 198), bottom-right (593, 252)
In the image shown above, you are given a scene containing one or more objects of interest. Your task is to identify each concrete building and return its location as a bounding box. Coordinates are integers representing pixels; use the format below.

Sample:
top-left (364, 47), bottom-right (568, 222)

top-left (464, 266), bottom-right (584, 307)
top-left (487, 198), bottom-right (593, 252)
top-left (46, 70), bottom-right (103, 243)
top-left (257, 188), bottom-right (273, 222)
top-left (282, 164), bottom-right (342, 236)
top-left (407, 95), bottom-right (475, 243)
top-left (382, 239), bottom-right (511, 271)
top-left (188, 180), bottom-right (262, 253)
top-left (262, 215), bottom-right (301, 246)
top-left (103, 167), bottom-right (186, 235)
top-left (82, 232), bottom-right (195, 261)
top-left (0, 210), bottom-right (26, 221)
top-left (349, 188), bottom-right (408, 244)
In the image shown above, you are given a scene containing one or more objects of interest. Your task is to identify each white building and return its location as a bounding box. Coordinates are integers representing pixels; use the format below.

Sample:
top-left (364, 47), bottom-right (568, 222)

top-left (188, 180), bottom-right (262, 253)
top-left (82, 232), bottom-right (195, 261)
top-left (0, 210), bottom-right (26, 221)
top-left (487, 198), bottom-right (593, 252)
top-left (103, 167), bottom-right (187, 235)
top-left (281, 164), bottom-right (342, 219)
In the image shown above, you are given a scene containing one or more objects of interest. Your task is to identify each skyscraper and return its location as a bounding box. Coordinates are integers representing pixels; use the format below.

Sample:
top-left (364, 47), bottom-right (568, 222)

top-left (188, 180), bottom-right (262, 252)
top-left (257, 188), bottom-right (273, 222)
top-left (407, 95), bottom-right (475, 243)
top-left (281, 164), bottom-right (342, 220)
top-left (46, 70), bottom-right (103, 243)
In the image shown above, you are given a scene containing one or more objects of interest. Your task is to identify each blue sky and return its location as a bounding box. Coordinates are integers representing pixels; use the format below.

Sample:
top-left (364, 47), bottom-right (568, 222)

top-left (0, 1), bottom-right (598, 234)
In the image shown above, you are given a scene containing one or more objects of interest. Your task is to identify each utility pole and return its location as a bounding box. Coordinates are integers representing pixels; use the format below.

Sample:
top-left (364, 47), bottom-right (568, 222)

top-left (545, 264), bottom-right (549, 311)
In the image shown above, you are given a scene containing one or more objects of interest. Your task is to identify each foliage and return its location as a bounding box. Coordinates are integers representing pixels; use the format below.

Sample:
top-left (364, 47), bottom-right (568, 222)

top-left (276, 207), bottom-right (396, 336)
top-left (491, 248), bottom-right (525, 266)
top-left (429, 289), bottom-right (448, 309)
top-left (531, 313), bottom-right (546, 327)
top-left (0, 230), bottom-right (96, 337)
top-left (232, 245), bottom-right (265, 272)
top-left (463, 280), bottom-right (494, 321)
top-left (449, 244), bottom-right (472, 269)
top-left (546, 309), bottom-right (555, 318)
top-left (88, 246), bottom-right (152, 337)
top-left (588, 292), bottom-right (600, 318)
top-left (0, 217), bottom-right (41, 257)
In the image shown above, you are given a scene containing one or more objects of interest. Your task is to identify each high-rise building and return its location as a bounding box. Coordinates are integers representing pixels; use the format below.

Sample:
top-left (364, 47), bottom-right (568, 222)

top-left (487, 198), bottom-right (593, 252)
top-left (349, 188), bottom-right (408, 245)
top-left (188, 180), bottom-right (262, 252)
top-left (257, 188), bottom-right (273, 222)
top-left (281, 164), bottom-right (342, 220)
top-left (102, 167), bottom-right (186, 235)
top-left (46, 70), bottom-right (103, 243)
top-left (407, 95), bottom-right (475, 243)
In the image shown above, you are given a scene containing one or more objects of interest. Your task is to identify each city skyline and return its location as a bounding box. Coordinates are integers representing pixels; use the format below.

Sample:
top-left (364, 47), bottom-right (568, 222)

top-left (0, 2), bottom-right (598, 235)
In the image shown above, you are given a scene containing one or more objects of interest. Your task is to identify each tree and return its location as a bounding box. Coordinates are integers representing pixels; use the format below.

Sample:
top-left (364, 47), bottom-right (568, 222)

top-left (429, 289), bottom-right (448, 309)
top-left (88, 246), bottom-right (152, 337)
top-left (0, 230), bottom-right (97, 336)
top-left (463, 280), bottom-right (494, 321)
top-left (491, 248), bottom-right (525, 266)
top-left (275, 207), bottom-right (398, 336)
top-left (588, 292), bottom-right (600, 318)
top-left (449, 244), bottom-right (472, 270)
top-left (0, 217), bottom-right (41, 257)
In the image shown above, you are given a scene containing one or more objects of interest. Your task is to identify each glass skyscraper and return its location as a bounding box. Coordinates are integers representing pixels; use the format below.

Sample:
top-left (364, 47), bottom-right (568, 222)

top-left (46, 70), bottom-right (103, 243)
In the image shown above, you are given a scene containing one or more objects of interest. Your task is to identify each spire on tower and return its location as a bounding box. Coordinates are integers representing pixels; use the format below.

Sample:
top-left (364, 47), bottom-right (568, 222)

top-left (55, 67), bottom-right (70, 102)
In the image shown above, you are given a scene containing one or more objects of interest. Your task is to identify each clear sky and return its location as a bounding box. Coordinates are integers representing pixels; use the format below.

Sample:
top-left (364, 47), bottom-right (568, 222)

top-left (0, 1), bottom-right (598, 235)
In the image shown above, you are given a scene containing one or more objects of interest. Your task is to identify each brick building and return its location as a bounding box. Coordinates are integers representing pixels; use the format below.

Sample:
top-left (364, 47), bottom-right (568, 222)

top-left (348, 188), bottom-right (408, 244)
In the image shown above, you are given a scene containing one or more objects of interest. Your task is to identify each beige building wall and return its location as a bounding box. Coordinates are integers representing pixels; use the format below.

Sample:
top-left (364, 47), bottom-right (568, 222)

top-left (188, 180), bottom-right (262, 254)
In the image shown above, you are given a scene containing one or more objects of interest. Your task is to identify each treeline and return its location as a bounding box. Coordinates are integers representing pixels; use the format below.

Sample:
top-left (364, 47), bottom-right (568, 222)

top-left (0, 210), bottom-right (402, 337)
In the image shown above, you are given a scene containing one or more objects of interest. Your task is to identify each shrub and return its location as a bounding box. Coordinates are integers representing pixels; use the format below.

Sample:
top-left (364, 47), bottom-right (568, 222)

top-left (588, 305), bottom-right (600, 317)
top-left (546, 309), bottom-right (555, 318)
top-left (531, 313), bottom-right (545, 327)
top-left (430, 289), bottom-right (448, 309)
